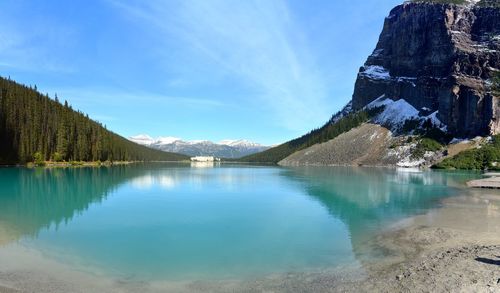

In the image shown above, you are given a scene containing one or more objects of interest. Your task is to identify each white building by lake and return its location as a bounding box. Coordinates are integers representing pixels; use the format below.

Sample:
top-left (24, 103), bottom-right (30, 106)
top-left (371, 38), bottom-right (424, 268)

top-left (190, 156), bottom-right (221, 162)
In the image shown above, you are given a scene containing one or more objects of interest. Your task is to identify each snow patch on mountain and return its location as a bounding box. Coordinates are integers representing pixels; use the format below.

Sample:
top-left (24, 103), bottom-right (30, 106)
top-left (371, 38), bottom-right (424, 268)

top-left (368, 96), bottom-right (419, 127)
top-left (128, 135), bottom-right (270, 158)
top-left (156, 137), bottom-right (181, 144)
top-left (466, 0), bottom-right (481, 6)
top-left (360, 65), bottom-right (391, 80)
top-left (366, 95), bottom-right (447, 133)
top-left (129, 134), bottom-right (155, 146)
top-left (188, 140), bottom-right (213, 145)
top-left (219, 139), bottom-right (263, 148)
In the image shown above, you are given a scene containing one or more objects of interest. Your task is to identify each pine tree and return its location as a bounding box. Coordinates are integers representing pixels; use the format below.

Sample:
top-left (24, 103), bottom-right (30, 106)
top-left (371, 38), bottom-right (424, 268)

top-left (0, 76), bottom-right (188, 164)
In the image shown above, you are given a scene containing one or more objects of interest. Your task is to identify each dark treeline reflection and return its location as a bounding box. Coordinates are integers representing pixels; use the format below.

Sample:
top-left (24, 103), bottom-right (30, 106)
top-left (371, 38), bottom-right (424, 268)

top-left (281, 167), bottom-right (481, 260)
top-left (0, 164), bottom-right (483, 270)
top-left (0, 164), bottom-right (187, 242)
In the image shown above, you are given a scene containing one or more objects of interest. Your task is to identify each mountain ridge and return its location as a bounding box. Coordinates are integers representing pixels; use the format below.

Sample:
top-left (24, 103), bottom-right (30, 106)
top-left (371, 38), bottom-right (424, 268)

top-left (129, 135), bottom-right (271, 159)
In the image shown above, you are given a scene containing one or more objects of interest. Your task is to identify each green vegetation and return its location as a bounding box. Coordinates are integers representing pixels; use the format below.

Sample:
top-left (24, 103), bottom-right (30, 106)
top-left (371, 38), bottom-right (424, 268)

top-left (401, 115), bottom-right (449, 159)
top-left (239, 108), bottom-right (382, 163)
top-left (412, 138), bottom-right (443, 159)
top-left (0, 76), bottom-right (189, 164)
top-left (434, 135), bottom-right (500, 170)
top-left (418, 138), bottom-right (443, 152)
top-left (52, 152), bottom-right (64, 162)
top-left (32, 152), bottom-right (46, 167)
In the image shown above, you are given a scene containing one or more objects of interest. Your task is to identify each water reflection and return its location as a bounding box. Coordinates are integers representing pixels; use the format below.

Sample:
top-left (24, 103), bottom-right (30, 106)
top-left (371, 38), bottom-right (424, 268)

top-left (0, 167), bottom-right (126, 244)
top-left (0, 165), bottom-right (482, 248)
top-left (0, 164), bottom-right (192, 244)
top-left (190, 161), bottom-right (220, 168)
top-left (0, 164), bottom-right (486, 280)
top-left (281, 166), bottom-right (483, 261)
top-left (130, 174), bottom-right (177, 190)
top-left (286, 166), bottom-right (478, 208)
top-left (0, 163), bottom-right (279, 246)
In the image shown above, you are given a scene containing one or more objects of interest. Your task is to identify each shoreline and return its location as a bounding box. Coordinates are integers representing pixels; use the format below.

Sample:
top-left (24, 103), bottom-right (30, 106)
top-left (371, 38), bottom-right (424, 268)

top-left (467, 172), bottom-right (500, 189)
top-left (0, 160), bottom-right (191, 169)
top-left (31, 161), bottom-right (137, 168)
top-left (0, 187), bottom-right (499, 292)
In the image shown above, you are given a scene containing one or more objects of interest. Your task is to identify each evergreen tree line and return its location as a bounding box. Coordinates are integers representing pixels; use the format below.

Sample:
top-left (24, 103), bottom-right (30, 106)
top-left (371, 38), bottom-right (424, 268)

top-left (0, 76), bottom-right (188, 164)
top-left (239, 108), bottom-right (382, 163)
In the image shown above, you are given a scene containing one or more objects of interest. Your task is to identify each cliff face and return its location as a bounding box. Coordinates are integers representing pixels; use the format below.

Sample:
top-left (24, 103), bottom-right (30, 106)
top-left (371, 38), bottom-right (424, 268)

top-left (352, 1), bottom-right (500, 137)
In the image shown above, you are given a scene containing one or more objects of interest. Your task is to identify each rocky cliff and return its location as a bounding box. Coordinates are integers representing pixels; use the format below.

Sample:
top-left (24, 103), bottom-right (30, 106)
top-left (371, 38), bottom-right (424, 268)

top-left (277, 0), bottom-right (499, 167)
top-left (352, 0), bottom-right (500, 137)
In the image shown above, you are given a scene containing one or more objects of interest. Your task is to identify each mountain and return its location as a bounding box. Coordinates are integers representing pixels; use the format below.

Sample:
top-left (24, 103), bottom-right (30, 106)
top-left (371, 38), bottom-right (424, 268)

top-left (352, 0), bottom-right (500, 137)
top-left (238, 109), bottom-right (380, 163)
top-left (129, 135), bottom-right (270, 158)
top-left (0, 77), bottom-right (188, 164)
top-left (243, 0), bottom-right (499, 167)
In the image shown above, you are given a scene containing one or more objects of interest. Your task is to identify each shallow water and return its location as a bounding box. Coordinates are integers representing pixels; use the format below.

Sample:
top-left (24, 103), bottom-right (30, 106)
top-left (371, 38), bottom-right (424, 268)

top-left (0, 164), bottom-right (483, 282)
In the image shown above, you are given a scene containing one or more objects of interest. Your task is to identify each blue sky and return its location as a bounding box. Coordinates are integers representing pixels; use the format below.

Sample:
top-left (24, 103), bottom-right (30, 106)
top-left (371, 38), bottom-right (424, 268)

top-left (0, 0), bottom-right (402, 145)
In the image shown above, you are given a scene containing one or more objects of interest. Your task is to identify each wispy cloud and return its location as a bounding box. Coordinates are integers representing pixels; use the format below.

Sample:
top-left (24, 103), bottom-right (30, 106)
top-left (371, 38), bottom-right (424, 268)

top-left (110, 0), bottom-right (332, 131)
top-left (46, 87), bottom-right (228, 109)
top-left (0, 9), bottom-right (76, 73)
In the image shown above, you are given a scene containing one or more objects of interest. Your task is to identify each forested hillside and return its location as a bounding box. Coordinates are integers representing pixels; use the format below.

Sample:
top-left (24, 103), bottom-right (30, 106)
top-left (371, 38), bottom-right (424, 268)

top-left (0, 76), bottom-right (188, 164)
top-left (239, 108), bottom-right (381, 163)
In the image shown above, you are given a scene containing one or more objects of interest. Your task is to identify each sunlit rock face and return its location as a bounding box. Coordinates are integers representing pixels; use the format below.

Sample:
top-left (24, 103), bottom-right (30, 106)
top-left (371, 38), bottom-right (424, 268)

top-left (352, 1), bottom-right (500, 137)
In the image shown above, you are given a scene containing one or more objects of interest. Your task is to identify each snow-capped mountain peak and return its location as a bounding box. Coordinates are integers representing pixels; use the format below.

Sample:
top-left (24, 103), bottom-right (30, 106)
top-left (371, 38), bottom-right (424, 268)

top-left (128, 135), bottom-right (271, 158)
top-left (156, 136), bottom-right (181, 144)
top-left (129, 134), bottom-right (155, 146)
top-left (188, 140), bottom-right (213, 145)
top-left (219, 139), bottom-right (262, 148)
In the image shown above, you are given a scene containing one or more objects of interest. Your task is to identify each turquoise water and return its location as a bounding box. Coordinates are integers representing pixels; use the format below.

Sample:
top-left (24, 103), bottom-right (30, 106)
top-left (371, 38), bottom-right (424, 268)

top-left (0, 164), bottom-right (481, 281)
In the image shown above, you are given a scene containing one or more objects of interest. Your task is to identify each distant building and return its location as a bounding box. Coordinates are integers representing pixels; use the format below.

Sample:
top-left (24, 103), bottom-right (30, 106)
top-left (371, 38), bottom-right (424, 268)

top-left (190, 156), bottom-right (220, 162)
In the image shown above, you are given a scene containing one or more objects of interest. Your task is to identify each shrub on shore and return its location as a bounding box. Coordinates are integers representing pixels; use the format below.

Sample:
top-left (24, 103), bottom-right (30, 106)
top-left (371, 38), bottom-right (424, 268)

top-left (434, 135), bottom-right (500, 170)
top-left (412, 138), bottom-right (443, 159)
top-left (52, 152), bottom-right (64, 162)
top-left (32, 152), bottom-right (46, 167)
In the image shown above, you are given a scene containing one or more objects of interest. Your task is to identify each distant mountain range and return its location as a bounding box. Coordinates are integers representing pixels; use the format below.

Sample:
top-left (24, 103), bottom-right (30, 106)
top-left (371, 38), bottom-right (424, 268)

top-left (129, 135), bottom-right (271, 158)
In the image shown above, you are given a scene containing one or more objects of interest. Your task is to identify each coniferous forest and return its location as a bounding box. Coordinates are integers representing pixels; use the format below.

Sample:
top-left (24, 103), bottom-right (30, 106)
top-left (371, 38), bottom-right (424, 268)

top-left (0, 76), bottom-right (188, 164)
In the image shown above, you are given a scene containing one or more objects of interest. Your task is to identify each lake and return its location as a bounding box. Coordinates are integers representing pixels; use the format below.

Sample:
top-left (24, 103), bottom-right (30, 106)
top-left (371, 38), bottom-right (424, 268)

top-left (0, 164), bottom-right (482, 283)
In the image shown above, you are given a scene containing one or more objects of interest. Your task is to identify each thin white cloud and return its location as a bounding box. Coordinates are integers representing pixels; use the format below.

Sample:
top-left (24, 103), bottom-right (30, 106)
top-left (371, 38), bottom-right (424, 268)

top-left (110, 0), bottom-right (331, 131)
top-left (0, 12), bottom-right (76, 73)
top-left (45, 87), bottom-right (228, 109)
